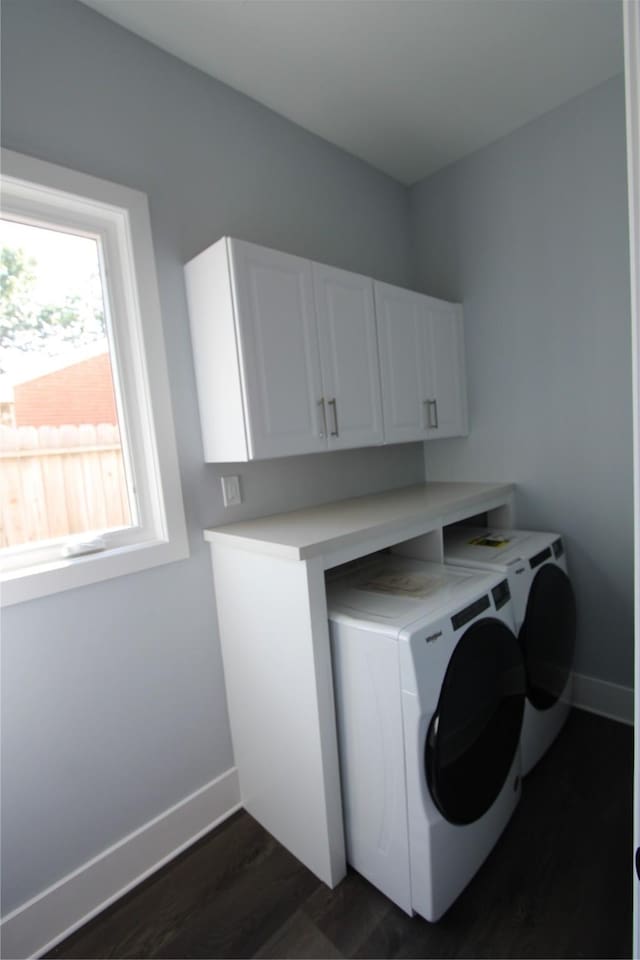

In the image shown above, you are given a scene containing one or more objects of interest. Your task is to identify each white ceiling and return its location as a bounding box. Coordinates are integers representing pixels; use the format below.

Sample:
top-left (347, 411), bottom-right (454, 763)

top-left (80, 0), bottom-right (623, 185)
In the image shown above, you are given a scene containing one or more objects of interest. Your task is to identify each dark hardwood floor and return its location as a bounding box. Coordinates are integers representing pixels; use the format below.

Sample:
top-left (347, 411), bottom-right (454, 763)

top-left (48, 709), bottom-right (633, 959)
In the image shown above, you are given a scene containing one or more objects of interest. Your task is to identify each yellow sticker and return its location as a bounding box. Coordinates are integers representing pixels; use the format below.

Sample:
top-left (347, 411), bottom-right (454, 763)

top-left (468, 535), bottom-right (511, 548)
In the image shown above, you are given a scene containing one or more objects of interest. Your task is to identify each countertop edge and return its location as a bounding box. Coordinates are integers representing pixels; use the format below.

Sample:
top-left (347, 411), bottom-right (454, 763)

top-left (203, 482), bottom-right (515, 561)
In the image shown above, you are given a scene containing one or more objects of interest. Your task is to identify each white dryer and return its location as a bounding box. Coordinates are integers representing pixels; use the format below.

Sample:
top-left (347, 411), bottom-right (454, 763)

top-left (443, 527), bottom-right (576, 776)
top-left (327, 554), bottom-right (525, 922)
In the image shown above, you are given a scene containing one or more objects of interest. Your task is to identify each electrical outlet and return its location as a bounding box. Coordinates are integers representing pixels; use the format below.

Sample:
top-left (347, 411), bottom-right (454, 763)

top-left (221, 475), bottom-right (242, 507)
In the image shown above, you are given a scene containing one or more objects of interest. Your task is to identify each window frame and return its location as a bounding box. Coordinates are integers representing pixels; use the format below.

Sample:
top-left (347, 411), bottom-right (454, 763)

top-left (0, 149), bottom-right (189, 605)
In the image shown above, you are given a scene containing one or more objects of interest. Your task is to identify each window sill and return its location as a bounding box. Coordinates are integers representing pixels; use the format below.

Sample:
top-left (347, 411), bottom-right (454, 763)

top-left (1, 532), bottom-right (190, 606)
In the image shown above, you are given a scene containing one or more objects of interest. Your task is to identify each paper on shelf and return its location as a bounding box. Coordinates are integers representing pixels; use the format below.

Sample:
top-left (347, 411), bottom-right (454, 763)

top-left (359, 572), bottom-right (447, 598)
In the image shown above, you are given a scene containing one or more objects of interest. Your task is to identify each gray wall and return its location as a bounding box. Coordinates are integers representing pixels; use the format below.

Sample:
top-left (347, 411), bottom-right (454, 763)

top-left (0, 0), bottom-right (424, 914)
top-left (410, 75), bottom-right (633, 688)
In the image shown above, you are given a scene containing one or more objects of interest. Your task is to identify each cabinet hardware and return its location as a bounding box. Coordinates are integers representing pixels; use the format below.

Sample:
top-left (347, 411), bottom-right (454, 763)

top-left (318, 398), bottom-right (328, 438)
top-left (329, 398), bottom-right (339, 437)
top-left (425, 398), bottom-right (439, 429)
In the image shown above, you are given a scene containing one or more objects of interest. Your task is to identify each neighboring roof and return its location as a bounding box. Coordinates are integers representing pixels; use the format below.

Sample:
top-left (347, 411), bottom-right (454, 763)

top-left (6, 338), bottom-right (110, 386)
top-left (12, 348), bottom-right (118, 428)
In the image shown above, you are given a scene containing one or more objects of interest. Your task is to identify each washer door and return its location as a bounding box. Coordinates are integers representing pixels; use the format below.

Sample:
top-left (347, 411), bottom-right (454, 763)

top-left (425, 618), bottom-right (525, 826)
top-left (518, 564), bottom-right (576, 710)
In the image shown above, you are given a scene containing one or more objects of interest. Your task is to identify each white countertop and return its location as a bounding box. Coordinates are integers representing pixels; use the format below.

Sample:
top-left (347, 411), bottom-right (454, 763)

top-left (204, 481), bottom-right (514, 561)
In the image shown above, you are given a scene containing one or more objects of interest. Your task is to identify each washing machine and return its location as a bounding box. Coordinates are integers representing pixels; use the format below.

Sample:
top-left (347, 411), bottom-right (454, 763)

top-left (443, 527), bottom-right (576, 776)
top-left (326, 554), bottom-right (525, 922)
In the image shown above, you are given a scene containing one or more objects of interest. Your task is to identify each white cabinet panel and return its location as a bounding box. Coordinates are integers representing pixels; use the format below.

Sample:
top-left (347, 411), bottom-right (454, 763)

top-left (314, 264), bottom-right (384, 450)
top-left (375, 282), bottom-right (430, 443)
top-left (424, 297), bottom-right (468, 439)
top-left (230, 240), bottom-right (326, 459)
top-left (376, 282), bottom-right (467, 445)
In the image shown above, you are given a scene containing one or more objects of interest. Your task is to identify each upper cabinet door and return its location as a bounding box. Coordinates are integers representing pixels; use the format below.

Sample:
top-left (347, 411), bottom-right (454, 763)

top-left (229, 239), bottom-right (326, 459)
top-left (313, 264), bottom-right (384, 450)
top-left (375, 282), bottom-right (430, 444)
top-left (424, 298), bottom-right (468, 440)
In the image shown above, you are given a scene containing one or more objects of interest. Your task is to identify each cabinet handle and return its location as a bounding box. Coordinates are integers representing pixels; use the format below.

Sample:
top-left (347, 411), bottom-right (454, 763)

top-left (318, 398), bottom-right (328, 438)
top-left (424, 399), bottom-right (439, 430)
top-left (329, 398), bottom-right (339, 437)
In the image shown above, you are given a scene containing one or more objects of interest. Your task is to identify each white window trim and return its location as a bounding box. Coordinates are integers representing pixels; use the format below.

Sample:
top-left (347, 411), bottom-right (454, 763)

top-left (0, 149), bottom-right (189, 605)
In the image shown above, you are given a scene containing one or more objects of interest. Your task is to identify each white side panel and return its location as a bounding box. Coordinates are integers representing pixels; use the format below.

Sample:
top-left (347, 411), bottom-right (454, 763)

top-left (314, 263), bottom-right (384, 450)
top-left (375, 281), bottom-right (428, 443)
top-left (425, 298), bottom-right (468, 439)
top-left (184, 237), bottom-right (249, 461)
top-left (391, 529), bottom-right (444, 564)
top-left (455, 304), bottom-right (469, 436)
top-left (329, 621), bottom-right (412, 914)
top-left (210, 544), bottom-right (345, 887)
top-left (486, 502), bottom-right (514, 528)
top-left (228, 239), bottom-right (326, 459)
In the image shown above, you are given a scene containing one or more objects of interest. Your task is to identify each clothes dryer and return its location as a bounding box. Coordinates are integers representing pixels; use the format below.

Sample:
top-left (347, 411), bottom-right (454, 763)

top-left (443, 527), bottom-right (576, 776)
top-left (327, 555), bottom-right (525, 922)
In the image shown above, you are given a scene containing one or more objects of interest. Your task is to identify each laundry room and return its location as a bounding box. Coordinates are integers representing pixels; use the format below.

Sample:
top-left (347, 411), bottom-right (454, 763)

top-left (0, 1), bottom-right (636, 959)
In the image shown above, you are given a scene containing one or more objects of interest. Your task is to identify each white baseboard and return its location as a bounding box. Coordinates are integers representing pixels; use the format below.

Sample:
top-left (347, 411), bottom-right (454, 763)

top-left (0, 767), bottom-right (241, 960)
top-left (572, 671), bottom-right (634, 725)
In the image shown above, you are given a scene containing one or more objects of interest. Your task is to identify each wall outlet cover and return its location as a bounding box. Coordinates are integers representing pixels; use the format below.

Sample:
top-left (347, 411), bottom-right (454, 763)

top-left (221, 475), bottom-right (242, 507)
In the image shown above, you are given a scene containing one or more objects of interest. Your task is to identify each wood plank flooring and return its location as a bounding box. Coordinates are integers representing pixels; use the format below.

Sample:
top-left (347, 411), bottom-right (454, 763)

top-left (48, 709), bottom-right (633, 959)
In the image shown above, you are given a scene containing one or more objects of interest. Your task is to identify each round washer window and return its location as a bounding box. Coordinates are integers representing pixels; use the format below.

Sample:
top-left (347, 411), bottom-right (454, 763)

top-left (518, 564), bottom-right (576, 710)
top-left (425, 618), bottom-right (525, 826)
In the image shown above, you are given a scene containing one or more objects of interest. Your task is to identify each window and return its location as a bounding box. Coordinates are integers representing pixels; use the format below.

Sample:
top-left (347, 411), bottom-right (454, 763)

top-left (0, 149), bottom-right (188, 604)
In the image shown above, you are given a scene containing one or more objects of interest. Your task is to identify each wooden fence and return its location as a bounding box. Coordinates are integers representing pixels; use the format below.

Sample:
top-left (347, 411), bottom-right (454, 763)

top-left (0, 424), bottom-right (131, 549)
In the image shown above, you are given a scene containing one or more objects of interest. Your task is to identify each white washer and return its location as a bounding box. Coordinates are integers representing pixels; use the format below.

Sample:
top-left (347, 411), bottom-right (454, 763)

top-left (443, 527), bottom-right (576, 776)
top-left (327, 554), bottom-right (525, 922)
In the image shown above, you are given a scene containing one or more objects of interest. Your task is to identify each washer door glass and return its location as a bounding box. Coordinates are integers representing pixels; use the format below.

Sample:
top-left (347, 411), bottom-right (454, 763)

top-left (425, 618), bottom-right (525, 826)
top-left (519, 564), bottom-right (576, 710)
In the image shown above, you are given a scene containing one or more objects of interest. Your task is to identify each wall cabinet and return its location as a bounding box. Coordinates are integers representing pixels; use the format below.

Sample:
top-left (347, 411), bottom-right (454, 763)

top-left (186, 238), bottom-right (322, 461)
top-left (185, 238), bottom-right (383, 461)
top-left (229, 240), bottom-right (326, 460)
top-left (185, 237), bottom-right (466, 462)
top-left (375, 281), bottom-right (467, 443)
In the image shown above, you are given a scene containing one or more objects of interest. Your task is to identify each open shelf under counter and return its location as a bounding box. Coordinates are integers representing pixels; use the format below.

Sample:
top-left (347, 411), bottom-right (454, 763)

top-left (204, 480), bottom-right (514, 892)
top-left (204, 480), bottom-right (514, 567)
